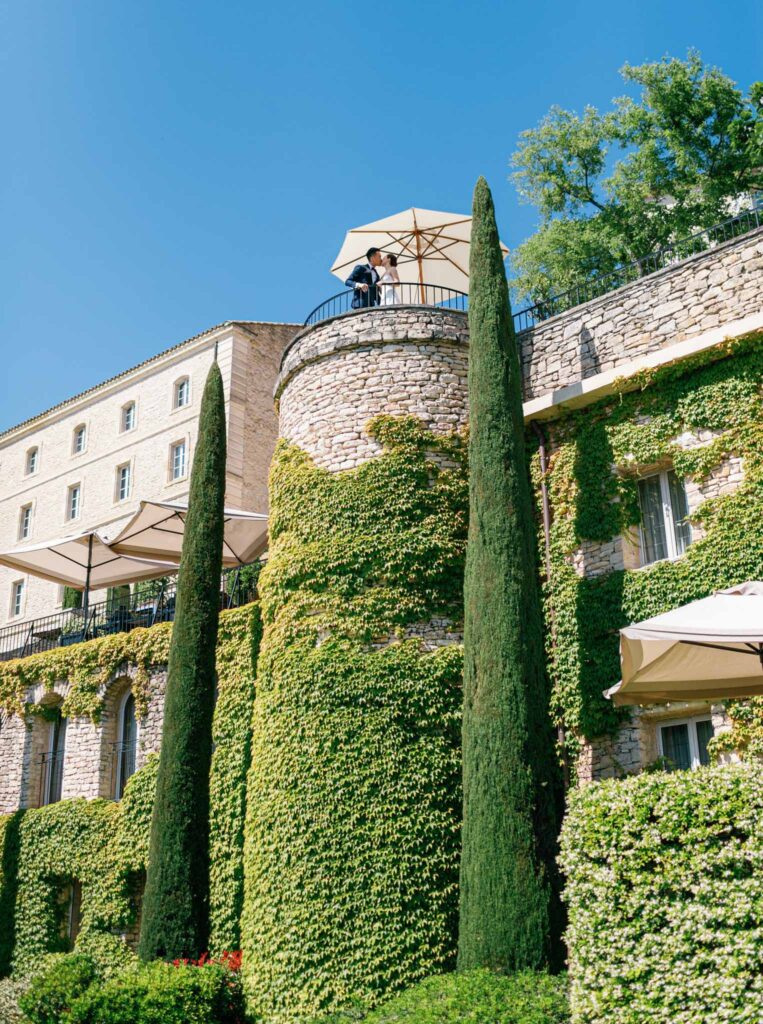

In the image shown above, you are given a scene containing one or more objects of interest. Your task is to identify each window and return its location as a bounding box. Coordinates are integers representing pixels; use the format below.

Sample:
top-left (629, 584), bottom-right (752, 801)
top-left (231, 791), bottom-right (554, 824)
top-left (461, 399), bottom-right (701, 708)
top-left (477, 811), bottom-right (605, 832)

top-left (115, 693), bottom-right (137, 799)
top-left (116, 463), bottom-right (132, 502)
top-left (42, 714), bottom-right (67, 805)
top-left (637, 469), bottom-right (692, 565)
top-left (72, 425), bottom-right (87, 455)
top-left (121, 402), bottom-right (136, 432)
top-left (170, 441), bottom-right (187, 481)
top-left (18, 504), bottom-right (33, 541)
top-left (11, 580), bottom-right (24, 618)
top-left (174, 378), bottom-right (190, 409)
top-left (58, 880), bottom-right (82, 949)
top-left (67, 484), bottom-right (81, 521)
top-left (26, 446), bottom-right (39, 475)
top-left (658, 716), bottom-right (714, 771)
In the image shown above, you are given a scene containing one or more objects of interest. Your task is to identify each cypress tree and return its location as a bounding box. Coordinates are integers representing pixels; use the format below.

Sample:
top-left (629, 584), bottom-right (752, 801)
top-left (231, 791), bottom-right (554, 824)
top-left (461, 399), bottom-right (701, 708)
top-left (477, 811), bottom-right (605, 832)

top-left (139, 361), bottom-right (227, 961)
top-left (457, 178), bottom-right (563, 972)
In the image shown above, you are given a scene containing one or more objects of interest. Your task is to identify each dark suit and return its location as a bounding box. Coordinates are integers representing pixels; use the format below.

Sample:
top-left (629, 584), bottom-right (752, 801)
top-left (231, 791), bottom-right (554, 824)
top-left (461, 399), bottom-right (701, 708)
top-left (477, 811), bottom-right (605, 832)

top-left (345, 263), bottom-right (380, 308)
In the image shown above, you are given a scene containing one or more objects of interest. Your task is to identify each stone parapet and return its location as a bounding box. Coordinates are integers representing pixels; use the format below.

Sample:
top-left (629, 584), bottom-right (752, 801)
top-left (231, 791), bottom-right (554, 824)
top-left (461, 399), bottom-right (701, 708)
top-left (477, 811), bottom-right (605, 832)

top-left (276, 307), bottom-right (469, 471)
top-left (518, 227), bottom-right (763, 401)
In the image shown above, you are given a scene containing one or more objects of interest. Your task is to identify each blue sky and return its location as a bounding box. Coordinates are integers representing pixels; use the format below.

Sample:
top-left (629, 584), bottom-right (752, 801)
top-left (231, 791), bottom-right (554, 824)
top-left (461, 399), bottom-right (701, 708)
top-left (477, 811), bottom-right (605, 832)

top-left (1, 0), bottom-right (760, 431)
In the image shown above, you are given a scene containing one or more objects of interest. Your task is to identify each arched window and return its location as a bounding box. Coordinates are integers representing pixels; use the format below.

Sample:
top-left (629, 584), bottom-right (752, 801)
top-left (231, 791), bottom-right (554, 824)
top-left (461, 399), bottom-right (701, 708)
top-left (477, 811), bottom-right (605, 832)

top-left (26, 446), bottom-right (39, 475)
top-left (72, 424), bottom-right (87, 455)
top-left (43, 712), bottom-right (67, 805)
top-left (115, 692), bottom-right (137, 799)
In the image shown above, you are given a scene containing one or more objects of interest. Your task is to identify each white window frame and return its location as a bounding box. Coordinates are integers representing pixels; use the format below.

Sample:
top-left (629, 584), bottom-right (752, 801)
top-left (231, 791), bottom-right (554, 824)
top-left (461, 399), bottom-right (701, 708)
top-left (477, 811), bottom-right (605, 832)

top-left (174, 377), bottom-right (191, 410)
top-left (115, 462), bottom-right (132, 503)
top-left (657, 715), bottom-right (713, 770)
top-left (18, 503), bottom-right (33, 541)
top-left (72, 424), bottom-right (87, 456)
top-left (11, 579), bottom-right (25, 618)
top-left (25, 446), bottom-right (39, 476)
top-left (638, 469), bottom-right (692, 566)
top-left (66, 483), bottom-right (82, 522)
top-left (121, 402), bottom-right (137, 433)
top-left (169, 439), bottom-right (188, 482)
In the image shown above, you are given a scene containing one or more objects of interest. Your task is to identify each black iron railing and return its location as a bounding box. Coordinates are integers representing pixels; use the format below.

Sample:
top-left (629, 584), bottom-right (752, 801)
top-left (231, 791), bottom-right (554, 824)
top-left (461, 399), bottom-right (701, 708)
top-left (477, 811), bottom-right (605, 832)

top-left (111, 740), bottom-right (137, 800)
top-left (38, 749), bottom-right (65, 806)
top-left (304, 281), bottom-right (468, 327)
top-left (304, 207), bottom-right (762, 333)
top-left (512, 206), bottom-right (762, 332)
top-left (0, 563), bottom-right (261, 663)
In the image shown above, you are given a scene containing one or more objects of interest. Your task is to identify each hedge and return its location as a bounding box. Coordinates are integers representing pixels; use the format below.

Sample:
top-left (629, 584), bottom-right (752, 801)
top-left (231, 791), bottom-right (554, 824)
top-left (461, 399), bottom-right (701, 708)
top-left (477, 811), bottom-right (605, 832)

top-left (560, 764), bottom-right (763, 1024)
top-left (242, 416), bottom-right (468, 1021)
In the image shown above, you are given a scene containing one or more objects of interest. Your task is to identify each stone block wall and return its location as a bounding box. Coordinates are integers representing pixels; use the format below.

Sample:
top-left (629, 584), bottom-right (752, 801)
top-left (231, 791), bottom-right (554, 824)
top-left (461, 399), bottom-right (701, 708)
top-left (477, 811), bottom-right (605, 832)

top-left (0, 665), bottom-right (166, 814)
top-left (518, 227), bottom-right (763, 401)
top-left (276, 308), bottom-right (469, 471)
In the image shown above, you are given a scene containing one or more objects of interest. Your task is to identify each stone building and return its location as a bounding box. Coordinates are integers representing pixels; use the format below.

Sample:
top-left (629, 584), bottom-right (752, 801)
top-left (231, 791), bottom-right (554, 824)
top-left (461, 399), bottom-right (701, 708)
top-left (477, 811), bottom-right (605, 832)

top-left (0, 218), bottom-right (761, 963)
top-left (0, 319), bottom-right (298, 634)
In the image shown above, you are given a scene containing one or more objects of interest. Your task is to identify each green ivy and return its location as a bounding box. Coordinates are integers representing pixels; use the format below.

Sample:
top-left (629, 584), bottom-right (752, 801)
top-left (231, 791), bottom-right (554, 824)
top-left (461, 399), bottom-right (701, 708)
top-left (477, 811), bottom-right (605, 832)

top-left (241, 416), bottom-right (468, 1022)
top-left (0, 604), bottom-right (260, 975)
top-left (560, 764), bottom-right (763, 1024)
top-left (539, 333), bottom-right (763, 760)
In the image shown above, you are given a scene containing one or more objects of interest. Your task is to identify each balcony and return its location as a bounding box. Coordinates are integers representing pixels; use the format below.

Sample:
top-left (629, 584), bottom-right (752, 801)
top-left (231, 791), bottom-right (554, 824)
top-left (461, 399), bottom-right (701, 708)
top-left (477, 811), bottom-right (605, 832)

top-left (0, 564), bottom-right (260, 663)
top-left (304, 281), bottom-right (469, 328)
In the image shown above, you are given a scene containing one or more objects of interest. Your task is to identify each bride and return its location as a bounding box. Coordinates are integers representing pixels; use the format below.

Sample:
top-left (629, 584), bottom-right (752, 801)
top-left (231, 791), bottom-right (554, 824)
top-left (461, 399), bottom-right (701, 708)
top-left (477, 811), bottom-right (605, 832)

top-left (379, 253), bottom-right (401, 305)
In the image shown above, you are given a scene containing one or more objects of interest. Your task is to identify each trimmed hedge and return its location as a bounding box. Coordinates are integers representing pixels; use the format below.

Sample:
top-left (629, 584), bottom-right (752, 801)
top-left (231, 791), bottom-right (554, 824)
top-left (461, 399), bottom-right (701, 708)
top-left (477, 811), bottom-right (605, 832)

top-left (19, 954), bottom-right (245, 1024)
top-left (560, 764), bottom-right (763, 1024)
top-left (242, 417), bottom-right (468, 1020)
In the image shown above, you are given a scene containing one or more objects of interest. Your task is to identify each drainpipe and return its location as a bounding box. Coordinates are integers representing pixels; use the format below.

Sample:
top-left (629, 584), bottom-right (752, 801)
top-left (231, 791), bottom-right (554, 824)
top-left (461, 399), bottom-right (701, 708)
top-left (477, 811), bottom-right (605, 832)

top-left (531, 419), bottom-right (570, 792)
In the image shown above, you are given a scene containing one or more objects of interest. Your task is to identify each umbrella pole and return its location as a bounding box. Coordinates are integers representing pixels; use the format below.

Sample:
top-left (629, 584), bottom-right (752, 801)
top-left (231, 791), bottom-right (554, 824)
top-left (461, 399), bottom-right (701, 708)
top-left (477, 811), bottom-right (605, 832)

top-left (411, 211), bottom-right (426, 304)
top-left (83, 534), bottom-right (93, 631)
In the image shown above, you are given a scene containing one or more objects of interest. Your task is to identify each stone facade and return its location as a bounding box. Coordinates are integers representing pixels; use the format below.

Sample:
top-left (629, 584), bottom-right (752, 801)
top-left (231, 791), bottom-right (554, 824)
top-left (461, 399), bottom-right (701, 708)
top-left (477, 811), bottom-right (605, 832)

top-left (0, 321), bottom-right (298, 631)
top-left (518, 227), bottom-right (763, 401)
top-left (0, 666), bottom-right (166, 814)
top-left (276, 308), bottom-right (469, 470)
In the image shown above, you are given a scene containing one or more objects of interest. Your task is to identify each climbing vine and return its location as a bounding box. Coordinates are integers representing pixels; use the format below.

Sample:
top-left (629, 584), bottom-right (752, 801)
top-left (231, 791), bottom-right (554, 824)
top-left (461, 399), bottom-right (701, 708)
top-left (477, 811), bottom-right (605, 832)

top-left (538, 332), bottom-right (763, 763)
top-left (242, 415), bottom-right (468, 1022)
top-left (0, 603), bottom-right (260, 975)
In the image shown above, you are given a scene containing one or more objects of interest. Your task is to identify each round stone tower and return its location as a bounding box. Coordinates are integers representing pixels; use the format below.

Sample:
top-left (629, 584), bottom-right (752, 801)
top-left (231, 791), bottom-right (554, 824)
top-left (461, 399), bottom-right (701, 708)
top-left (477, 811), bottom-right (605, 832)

top-left (275, 305), bottom-right (470, 469)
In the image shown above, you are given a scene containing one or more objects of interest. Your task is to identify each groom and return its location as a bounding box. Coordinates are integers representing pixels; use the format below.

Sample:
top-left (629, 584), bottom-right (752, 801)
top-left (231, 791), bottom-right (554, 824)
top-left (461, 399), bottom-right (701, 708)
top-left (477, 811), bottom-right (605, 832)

top-left (345, 247), bottom-right (382, 308)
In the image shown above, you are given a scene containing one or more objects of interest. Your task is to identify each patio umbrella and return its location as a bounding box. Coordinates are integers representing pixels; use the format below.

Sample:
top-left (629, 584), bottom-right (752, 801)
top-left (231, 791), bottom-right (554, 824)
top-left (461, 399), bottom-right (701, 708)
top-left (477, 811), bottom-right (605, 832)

top-left (330, 207), bottom-right (509, 300)
top-left (0, 530), bottom-right (176, 619)
top-left (104, 500), bottom-right (269, 567)
top-left (605, 581), bottom-right (763, 706)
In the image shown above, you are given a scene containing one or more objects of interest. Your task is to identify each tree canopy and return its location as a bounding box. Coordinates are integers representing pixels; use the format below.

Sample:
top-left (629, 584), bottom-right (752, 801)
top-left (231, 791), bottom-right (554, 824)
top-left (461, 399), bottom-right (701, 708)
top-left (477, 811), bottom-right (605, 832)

top-left (510, 52), bottom-right (763, 306)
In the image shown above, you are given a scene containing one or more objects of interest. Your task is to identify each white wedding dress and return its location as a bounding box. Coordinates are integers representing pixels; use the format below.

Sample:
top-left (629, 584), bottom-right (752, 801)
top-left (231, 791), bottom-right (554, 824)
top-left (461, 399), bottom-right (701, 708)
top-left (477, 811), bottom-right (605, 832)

top-left (379, 269), bottom-right (401, 305)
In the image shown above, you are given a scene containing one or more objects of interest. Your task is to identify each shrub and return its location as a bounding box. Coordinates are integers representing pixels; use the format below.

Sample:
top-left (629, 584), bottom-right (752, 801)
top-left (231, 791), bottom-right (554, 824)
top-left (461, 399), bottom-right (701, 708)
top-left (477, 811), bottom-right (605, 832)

top-left (315, 970), bottom-right (570, 1023)
top-left (560, 764), bottom-right (763, 1024)
top-left (19, 953), bottom-right (97, 1024)
top-left (0, 975), bottom-right (32, 1024)
top-left (18, 957), bottom-right (244, 1024)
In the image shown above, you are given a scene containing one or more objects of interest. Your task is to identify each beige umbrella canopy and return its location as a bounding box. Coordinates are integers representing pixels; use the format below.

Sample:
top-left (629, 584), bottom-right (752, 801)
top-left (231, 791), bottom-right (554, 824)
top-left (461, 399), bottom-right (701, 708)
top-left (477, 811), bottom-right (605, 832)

top-left (0, 530), bottom-right (176, 613)
top-left (105, 500), bottom-right (269, 567)
top-left (330, 207), bottom-right (509, 297)
top-left (605, 582), bottom-right (763, 706)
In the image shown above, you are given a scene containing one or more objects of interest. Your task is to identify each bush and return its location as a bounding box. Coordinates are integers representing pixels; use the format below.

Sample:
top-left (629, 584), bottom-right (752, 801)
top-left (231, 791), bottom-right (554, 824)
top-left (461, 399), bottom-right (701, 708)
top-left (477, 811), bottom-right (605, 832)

top-left (0, 975), bottom-right (32, 1024)
top-left (19, 954), bottom-right (97, 1024)
top-left (314, 970), bottom-right (569, 1023)
top-left (18, 956), bottom-right (245, 1024)
top-left (560, 764), bottom-right (763, 1024)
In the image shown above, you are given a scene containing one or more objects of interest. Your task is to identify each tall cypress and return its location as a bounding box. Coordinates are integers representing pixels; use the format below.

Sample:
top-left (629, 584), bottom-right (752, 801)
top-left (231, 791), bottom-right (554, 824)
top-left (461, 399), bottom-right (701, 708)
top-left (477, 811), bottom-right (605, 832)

top-left (139, 361), bottom-right (227, 961)
top-left (457, 178), bottom-right (563, 972)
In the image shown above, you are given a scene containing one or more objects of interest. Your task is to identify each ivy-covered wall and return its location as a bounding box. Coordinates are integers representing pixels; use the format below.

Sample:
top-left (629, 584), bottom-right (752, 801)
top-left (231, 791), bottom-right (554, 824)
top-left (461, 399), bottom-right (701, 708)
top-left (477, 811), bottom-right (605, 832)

top-left (540, 333), bottom-right (763, 768)
top-left (0, 603), bottom-right (260, 975)
top-left (241, 416), bottom-right (468, 1022)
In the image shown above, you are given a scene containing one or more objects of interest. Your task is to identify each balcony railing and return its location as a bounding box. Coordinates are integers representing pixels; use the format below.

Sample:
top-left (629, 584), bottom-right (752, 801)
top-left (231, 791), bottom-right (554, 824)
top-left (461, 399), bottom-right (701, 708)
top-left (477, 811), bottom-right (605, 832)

top-left (304, 207), bottom-right (762, 333)
top-left (511, 206), bottom-right (762, 332)
top-left (304, 282), bottom-right (468, 327)
top-left (0, 563), bottom-right (261, 663)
